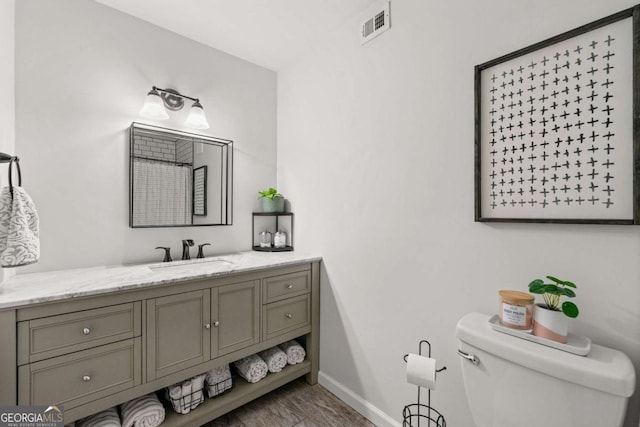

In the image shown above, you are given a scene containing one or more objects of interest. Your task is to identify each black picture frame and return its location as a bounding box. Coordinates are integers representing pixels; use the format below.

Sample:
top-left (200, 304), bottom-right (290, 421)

top-left (475, 5), bottom-right (640, 224)
top-left (193, 165), bottom-right (207, 216)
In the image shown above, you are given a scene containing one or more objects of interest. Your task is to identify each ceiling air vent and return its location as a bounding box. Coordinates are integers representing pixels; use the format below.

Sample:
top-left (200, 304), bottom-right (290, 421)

top-left (360, 1), bottom-right (390, 45)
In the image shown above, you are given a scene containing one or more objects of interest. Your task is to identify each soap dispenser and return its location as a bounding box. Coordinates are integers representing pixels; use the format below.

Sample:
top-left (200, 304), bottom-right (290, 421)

top-left (259, 231), bottom-right (272, 248)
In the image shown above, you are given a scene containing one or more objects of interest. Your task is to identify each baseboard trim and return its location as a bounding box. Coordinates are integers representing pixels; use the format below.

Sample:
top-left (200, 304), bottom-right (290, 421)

top-left (318, 371), bottom-right (401, 427)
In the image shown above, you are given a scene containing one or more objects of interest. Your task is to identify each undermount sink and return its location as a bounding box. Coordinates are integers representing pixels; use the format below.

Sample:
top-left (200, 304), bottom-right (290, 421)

top-left (149, 258), bottom-right (233, 274)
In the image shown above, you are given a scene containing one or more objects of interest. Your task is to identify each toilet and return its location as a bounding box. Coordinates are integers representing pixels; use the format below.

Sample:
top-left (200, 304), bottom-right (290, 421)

top-left (456, 312), bottom-right (636, 427)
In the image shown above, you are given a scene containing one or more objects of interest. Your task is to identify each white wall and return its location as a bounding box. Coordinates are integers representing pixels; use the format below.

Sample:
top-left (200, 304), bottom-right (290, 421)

top-left (0, 0), bottom-right (16, 282)
top-left (15, 0), bottom-right (277, 272)
top-left (0, 0), bottom-right (15, 158)
top-left (278, 1), bottom-right (640, 426)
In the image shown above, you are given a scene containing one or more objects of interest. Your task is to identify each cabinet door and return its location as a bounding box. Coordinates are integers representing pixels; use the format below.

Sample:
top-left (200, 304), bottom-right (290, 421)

top-left (146, 290), bottom-right (211, 381)
top-left (211, 280), bottom-right (260, 358)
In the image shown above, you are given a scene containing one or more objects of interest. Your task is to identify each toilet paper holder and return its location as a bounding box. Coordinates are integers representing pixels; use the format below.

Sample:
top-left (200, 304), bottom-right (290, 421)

top-left (402, 339), bottom-right (447, 427)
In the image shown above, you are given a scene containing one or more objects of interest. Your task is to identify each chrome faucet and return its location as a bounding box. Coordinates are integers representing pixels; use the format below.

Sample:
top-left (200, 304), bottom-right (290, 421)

top-left (182, 239), bottom-right (194, 260)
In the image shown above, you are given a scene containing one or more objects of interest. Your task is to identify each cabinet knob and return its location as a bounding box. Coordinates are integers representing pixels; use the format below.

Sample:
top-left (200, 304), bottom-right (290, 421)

top-left (286, 284), bottom-right (293, 289)
top-left (82, 375), bottom-right (91, 382)
top-left (213, 320), bottom-right (220, 327)
top-left (82, 327), bottom-right (91, 335)
top-left (204, 323), bottom-right (211, 329)
top-left (285, 313), bottom-right (293, 319)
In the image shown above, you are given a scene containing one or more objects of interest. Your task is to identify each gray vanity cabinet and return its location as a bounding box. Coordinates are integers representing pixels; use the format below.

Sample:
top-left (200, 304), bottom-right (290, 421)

top-left (5, 259), bottom-right (320, 426)
top-left (211, 280), bottom-right (260, 358)
top-left (146, 290), bottom-right (211, 381)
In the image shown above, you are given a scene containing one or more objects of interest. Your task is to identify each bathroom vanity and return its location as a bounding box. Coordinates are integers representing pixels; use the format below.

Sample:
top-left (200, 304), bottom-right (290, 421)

top-left (0, 251), bottom-right (320, 425)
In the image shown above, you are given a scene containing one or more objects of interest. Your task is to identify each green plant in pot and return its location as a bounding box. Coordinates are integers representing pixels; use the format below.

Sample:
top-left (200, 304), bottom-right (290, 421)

top-left (258, 187), bottom-right (285, 213)
top-left (528, 275), bottom-right (579, 343)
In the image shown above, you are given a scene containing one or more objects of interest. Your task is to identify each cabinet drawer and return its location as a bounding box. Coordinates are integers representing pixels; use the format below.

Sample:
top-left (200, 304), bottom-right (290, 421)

top-left (263, 295), bottom-right (310, 340)
top-left (262, 271), bottom-right (310, 303)
top-left (18, 338), bottom-right (141, 410)
top-left (18, 302), bottom-right (141, 364)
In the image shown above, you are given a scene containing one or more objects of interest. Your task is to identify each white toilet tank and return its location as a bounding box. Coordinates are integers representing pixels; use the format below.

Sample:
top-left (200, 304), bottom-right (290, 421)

top-left (456, 312), bottom-right (636, 427)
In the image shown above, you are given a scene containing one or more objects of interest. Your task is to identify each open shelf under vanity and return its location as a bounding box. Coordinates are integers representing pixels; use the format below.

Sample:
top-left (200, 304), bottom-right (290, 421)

top-left (161, 361), bottom-right (311, 427)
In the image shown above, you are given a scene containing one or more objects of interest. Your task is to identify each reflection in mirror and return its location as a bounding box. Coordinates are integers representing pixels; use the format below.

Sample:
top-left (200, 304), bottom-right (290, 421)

top-left (129, 122), bottom-right (232, 227)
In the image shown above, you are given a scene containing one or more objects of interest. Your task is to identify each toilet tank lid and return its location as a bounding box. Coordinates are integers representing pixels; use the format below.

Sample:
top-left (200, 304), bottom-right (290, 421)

top-left (455, 312), bottom-right (636, 398)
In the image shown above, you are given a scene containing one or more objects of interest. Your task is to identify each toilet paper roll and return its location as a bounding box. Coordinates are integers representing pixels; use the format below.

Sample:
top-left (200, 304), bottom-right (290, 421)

top-left (405, 353), bottom-right (437, 390)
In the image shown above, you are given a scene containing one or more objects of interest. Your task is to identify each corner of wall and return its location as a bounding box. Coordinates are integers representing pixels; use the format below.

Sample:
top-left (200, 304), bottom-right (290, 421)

top-left (318, 370), bottom-right (401, 427)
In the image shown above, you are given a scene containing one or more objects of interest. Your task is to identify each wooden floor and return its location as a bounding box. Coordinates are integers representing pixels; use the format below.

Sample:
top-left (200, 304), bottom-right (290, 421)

top-left (201, 378), bottom-right (377, 427)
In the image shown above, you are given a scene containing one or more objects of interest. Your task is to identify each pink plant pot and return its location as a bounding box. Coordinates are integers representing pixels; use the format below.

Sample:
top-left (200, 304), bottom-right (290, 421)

top-left (532, 304), bottom-right (568, 343)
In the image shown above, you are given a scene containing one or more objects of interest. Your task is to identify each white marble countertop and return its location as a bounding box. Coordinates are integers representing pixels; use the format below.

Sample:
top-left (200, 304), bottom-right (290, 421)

top-left (0, 251), bottom-right (321, 310)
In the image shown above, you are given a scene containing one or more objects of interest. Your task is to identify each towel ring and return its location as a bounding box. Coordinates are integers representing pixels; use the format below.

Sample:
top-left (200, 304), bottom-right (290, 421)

top-left (8, 157), bottom-right (21, 200)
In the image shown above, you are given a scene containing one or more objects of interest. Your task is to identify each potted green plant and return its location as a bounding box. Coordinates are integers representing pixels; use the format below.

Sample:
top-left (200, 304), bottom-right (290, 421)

top-left (258, 187), bottom-right (285, 213)
top-left (528, 275), bottom-right (579, 343)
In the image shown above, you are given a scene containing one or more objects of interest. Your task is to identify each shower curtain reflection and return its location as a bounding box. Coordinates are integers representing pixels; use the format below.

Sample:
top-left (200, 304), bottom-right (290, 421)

top-left (132, 161), bottom-right (192, 226)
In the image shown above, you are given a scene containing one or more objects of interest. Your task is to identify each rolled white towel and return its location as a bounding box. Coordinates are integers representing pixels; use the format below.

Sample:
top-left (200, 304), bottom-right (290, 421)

top-left (181, 380), bottom-right (193, 414)
top-left (233, 354), bottom-right (268, 383)
top-left (258, 346), bottom-right (287, 373)
top-left (119, 393), bottom-right (165, 427)
top-left (191, 374), bottom-right (206, 407)
top-left (278, 340), bottom-right (306, 365)
top-left (165, 384), bottom-right (184, 414)
top-left (76, 407), bottom-right (120, 427)
top-left (205, 364), bottom-right (233, 397)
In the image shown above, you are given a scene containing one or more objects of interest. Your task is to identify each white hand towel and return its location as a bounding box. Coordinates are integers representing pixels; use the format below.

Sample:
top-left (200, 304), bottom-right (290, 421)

top-left (205, 364), bottom-right (233, 397)
top-left (278, 340), bottom-right (306, 365)
top-left (0, 186), bottom-right (39, 267)
top-left (119, 393), bottom-right (165, 427)
top-left (233, 354), bottom-right (268, 383)
top-left (76, 407), bottom-right (120, 427)
top-left (258, 346), bottom-right (287, 373)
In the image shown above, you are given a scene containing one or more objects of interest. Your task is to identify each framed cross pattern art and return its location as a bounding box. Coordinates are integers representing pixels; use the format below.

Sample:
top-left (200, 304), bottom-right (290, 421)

top-left (475, 6), bottom-right (640, 224)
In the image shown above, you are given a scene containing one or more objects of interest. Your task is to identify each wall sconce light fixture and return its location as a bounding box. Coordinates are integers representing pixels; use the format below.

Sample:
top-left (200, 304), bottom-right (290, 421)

top-left (139, 86), bottom-right (210, 130)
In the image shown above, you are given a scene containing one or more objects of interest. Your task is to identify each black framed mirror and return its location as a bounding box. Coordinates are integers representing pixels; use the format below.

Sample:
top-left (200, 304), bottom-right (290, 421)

top-left (129, 122), bottom-right (232, 227)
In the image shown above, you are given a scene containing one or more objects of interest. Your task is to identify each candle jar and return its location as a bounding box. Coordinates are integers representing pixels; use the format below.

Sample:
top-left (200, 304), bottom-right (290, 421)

top-left (273, 230), bottom-right (287, 248)
top-left (259, 231), bottom-right (272, 248)
top-left (498, 290), bottom-right (534, 330)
